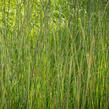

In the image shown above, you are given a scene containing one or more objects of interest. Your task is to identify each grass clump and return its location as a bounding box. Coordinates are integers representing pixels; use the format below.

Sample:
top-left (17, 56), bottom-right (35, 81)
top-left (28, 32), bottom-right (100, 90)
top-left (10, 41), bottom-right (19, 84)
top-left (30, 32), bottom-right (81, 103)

top-left (0, 0), bottom-right (109, 109)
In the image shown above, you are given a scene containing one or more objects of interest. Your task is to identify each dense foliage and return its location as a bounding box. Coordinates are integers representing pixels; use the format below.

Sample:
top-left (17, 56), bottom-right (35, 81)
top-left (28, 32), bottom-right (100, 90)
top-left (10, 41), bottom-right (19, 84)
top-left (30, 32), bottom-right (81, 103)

top-left (0, 0), bottom-right (109, 109)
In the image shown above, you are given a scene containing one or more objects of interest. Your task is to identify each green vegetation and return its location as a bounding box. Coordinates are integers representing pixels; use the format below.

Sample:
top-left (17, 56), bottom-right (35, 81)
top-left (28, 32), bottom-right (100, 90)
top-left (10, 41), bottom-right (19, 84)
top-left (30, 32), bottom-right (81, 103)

top-left (0, 0), bottom-right (109, 109)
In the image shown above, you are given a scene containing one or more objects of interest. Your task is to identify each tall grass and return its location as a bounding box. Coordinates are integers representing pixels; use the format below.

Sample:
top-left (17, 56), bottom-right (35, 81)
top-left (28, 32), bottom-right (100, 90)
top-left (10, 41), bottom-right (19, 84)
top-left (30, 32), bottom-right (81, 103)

top-left (0, 0), bottom-right (109, 109)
